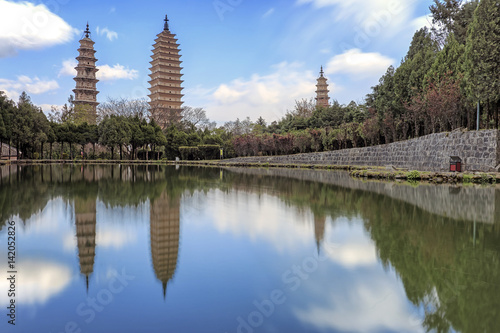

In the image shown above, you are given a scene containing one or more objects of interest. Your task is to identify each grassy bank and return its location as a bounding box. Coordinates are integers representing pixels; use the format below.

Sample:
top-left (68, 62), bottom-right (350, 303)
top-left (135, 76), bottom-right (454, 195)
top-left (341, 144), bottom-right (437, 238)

top-left (2, 159), bottom-right (499, 184)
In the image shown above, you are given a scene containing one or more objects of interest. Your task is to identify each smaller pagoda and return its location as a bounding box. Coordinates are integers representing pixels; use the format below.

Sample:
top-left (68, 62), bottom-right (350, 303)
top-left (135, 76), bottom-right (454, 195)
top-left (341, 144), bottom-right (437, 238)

top-left (73, 23), bottom-right (99, 124)
top-left (315, 66), bottom-right (330, 108)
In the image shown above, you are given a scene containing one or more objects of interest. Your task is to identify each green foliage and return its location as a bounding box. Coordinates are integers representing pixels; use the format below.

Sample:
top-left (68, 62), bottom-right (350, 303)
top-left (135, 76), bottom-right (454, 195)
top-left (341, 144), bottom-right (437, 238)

top-left (464, 0), bottom-right (500, 127)
top-left (430, 0), bottom-right (479, 45)
top-left (98, 115), bottom-right (131, 159)
top-left (480, 173), bottom-right (490, 184)
top-left (179, 146), bottom-right (199, 160)
top-left (463, 174), bottom-right (473, 183)
top-left (406, 170), bottom-right (421, 181)
top-left (426, 34), bottom-right (465, 84)
top-left (179, 144), bottom-right (220, 160)
top-left (197, 145), bottom-right (220, 160)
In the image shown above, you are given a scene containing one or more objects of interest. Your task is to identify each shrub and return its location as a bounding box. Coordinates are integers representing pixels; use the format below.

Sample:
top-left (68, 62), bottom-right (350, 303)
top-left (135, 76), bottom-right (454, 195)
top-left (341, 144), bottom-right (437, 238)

top-left (463, 174), bottom-right (472, 183)
top-left (179, 146), bottom-right (199, 160)
top-left (198, 145), bottom-right (220, 160)
top-left (406, 170), bottom-right (420, 181)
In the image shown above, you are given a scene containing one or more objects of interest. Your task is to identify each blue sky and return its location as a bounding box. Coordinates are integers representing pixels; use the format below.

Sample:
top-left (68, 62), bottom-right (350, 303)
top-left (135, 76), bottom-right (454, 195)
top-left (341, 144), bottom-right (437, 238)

top-left (0, 0), bottom-right (434, 123)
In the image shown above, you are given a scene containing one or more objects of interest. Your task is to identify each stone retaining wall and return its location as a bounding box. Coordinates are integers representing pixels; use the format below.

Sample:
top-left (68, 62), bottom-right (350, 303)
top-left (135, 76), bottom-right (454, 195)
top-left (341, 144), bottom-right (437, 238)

top-left (225, 130), bottom-right (500, 172)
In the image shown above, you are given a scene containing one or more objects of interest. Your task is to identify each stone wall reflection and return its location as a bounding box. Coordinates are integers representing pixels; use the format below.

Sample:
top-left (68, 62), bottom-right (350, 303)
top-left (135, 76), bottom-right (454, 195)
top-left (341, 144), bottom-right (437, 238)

top-left (225, 167), bottom-right (499, 225)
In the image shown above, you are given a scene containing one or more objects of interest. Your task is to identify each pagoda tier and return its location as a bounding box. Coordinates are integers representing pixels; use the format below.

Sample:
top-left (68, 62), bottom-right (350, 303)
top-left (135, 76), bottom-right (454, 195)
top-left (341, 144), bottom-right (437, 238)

top-left (149, 61), bottom-right (183, 69)
top-left (315, 66), bottom-right (330, 108)
top-left (150, 59), bottom-right (182, 66)
top-left (148, 15), bottom-right (184, 128)
top-left (148, 78), bottom-right (184, 87)
top-left (73, 23), bottom-right (99, 124)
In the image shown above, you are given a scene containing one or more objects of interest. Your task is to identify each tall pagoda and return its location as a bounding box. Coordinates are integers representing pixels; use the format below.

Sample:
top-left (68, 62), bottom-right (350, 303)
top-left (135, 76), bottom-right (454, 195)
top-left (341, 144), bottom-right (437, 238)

top-left (150, 191), bottom-right (180, 299)
top-left (148, 15), bottom-right (184, 128)
top-left (315, 66), bottom-right (330, 108)
top-left (73, 23), bottom-right (99, 124)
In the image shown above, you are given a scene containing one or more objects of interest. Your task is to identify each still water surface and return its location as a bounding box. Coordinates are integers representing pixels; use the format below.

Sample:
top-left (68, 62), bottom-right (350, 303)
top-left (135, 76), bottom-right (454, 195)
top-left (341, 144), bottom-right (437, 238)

top-left (0, 165), bottom-right (499, 333)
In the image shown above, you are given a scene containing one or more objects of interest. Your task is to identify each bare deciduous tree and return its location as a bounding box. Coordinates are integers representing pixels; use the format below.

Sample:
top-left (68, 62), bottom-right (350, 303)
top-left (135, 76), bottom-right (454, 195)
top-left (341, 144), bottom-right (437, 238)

top-left (97, 97), bottom-right (150, 123)
top-left (287, 98), bottom-right (316, 118)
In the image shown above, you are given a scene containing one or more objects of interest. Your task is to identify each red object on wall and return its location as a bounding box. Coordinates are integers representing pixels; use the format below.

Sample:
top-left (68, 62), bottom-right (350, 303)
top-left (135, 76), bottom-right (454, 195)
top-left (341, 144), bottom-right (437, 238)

top-left (450, 156), bottom-right (462, 172)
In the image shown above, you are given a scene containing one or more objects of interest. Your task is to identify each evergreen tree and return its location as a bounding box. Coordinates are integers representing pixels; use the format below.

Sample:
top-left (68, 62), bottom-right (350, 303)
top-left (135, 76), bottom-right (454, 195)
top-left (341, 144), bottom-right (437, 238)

top-left (464, 0), bottom-right (500, 128)
top-left (0, 92), bottom-right (10, 145)
top-left (99, 116), bottom-right (131, 160)
top-left (129, 116), bottom-right (145, 160)
top-left (11, 92), bottom-right (37, 158)
top-left (430, 0), bottom-right (479, 45)
top-left (426, 34), bottom-right (465, 83)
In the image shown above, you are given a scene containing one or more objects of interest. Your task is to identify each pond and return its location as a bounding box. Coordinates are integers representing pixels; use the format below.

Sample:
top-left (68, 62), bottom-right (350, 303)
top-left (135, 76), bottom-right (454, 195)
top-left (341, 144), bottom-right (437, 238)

top-left (0, 164), bottom-right (499, 333)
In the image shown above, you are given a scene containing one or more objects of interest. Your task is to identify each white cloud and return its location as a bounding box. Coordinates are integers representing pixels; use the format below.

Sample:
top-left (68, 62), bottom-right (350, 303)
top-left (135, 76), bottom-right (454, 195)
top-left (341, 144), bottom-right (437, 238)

top-left (96, 26), bottom-right (118, 41)
top-left (0, 260), bottom-right (72, 305)
top-left (97, 64), bottom-right (139, 81)
top-left (63, 225), bottom-right (137, 253)
top-left (200, 62), bottom-right (326, 123)
top-left (63, 226), bottom-right (137, 251)
top-left (297, 0), bottom-right (416, 22)
top-left (263, 8), bottom-right (275, 18)
top-left (0, 75), bottom-right (59, 101)
top-left (0, 0), bottom-right (78, 57)
top-left (40, 103), bottom-right (63, 113)
top-left (58, 59), bottom-right (139, 81)
top-left (96, 227), bottom-right (137, 249)
top-left (413, 14), bottom-right (433, 31)
top-left (294, 275), bottom-right (424, 333)
top-left (325, 49), bottom-right (394, 79)
top-left (59, 58), bottom-right (77, 77)
top-left (187, 190), bottom-right (314, 253)
top-left (296, 0), bottom-right (419, 44)
top-left (326, 241), bottom-right (377, 267)
top-left (323, 218), bottom-right (378, 268)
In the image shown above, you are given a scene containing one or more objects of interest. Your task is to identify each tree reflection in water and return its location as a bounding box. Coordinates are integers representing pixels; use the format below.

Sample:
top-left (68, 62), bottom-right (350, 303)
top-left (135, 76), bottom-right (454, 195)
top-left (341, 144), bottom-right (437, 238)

top-left (0, 164), bottom-right (499, 332)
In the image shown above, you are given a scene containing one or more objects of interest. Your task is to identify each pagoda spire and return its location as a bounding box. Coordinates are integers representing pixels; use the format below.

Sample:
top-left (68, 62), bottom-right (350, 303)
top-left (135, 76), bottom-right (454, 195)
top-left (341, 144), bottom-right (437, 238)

top-left (164, 15), bottom-right (169, 31)
top-left (85, 22), bottom-right (90, 38)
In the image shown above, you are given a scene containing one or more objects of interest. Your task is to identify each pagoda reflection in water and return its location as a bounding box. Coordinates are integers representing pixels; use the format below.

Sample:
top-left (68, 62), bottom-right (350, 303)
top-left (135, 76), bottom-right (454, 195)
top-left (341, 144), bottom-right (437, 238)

top-left (314, 214), bottom-right (326, 253)
top-left (75, 196), bottom-right (97, 292)
top-left (150, 191), bottom-right (180, 299)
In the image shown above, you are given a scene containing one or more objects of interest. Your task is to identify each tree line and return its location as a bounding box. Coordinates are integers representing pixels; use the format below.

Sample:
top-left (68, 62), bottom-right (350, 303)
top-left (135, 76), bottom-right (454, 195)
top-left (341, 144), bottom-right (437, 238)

top-left (1, 0), bottom-right (498, 160)
top-left (0, 92), bottom-right (234, 160)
